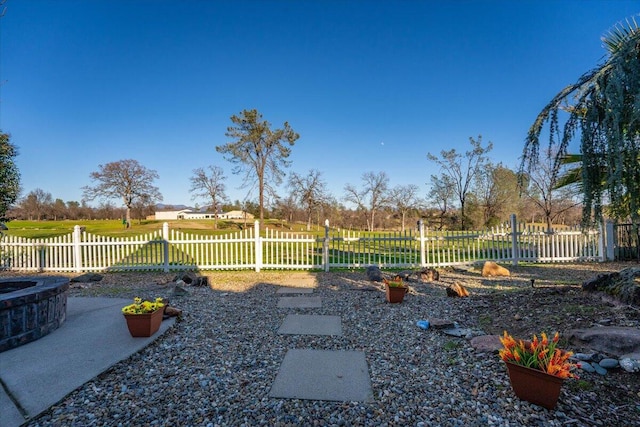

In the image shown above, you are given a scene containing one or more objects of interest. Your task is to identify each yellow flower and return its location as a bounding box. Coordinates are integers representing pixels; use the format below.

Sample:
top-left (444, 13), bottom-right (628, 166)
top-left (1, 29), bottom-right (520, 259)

top-left (122, 297), bottom-right (164, 314)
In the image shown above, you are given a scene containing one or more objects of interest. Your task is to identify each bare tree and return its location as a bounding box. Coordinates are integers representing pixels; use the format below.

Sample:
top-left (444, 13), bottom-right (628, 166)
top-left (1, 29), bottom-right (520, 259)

top-left (427, 174), bottom-right (455, 230)
top-left (343, 171), bottom-right (390, 232)
top-left (471, 163), bottom-right (520, 228)
top-left (522, 148), bottom-right (581, 232)
top-left (389, 184), bottom-right (421, 232)
top-left (427, 135), bottom-right (492, 230)
top-left (189, 166), bottom-right (228, 229)
top-left (216, 109), bottom-right (299, 224)
top-left (19, 188), bottom-right (52, 220)
top-left (288, 169), bottom-right (329, 231)
top-left (82, 159), bottom-right (162, 227)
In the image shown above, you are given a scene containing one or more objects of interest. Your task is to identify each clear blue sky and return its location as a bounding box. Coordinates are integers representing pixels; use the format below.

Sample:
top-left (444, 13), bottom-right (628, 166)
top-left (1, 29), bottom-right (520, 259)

top-left (1, 0), bottom-right (637, 209)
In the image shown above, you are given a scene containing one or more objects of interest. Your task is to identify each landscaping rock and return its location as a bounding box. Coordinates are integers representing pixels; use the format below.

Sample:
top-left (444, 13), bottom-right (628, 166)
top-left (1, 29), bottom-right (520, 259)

top-left (582, 267), bottom-right (640, 305)
top-left (598, 358), bottom-right (619, 369)
top-left (428, 318), bottom-right (456, 329)
top-left (591, 362), bottom-right (607, 375)
top-left (446, 282), bottom-right (469, 297)
top-left (481, 261), bottom-right (510, 277)
top-left (70, 273), bottom-right (103, 283)
top-left (619, 358), bottom-right (640, 373)
top-left (365, 266), bottom-right (383, 282)
top-left (419, 267), bottom-right (440, 281)
top-left (567, 326), bottom-right (640, 358)
top-left (470, 335), bottom-right (502, 353)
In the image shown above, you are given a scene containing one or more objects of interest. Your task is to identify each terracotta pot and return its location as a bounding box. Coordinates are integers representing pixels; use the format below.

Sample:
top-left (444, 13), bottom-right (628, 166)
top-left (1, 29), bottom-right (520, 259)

top-left (385, 284), bottom-right (407, 303)
top-left (123, 308), bottom-right (163, 337)
top-left (504, 361), bottom-right (564, 409)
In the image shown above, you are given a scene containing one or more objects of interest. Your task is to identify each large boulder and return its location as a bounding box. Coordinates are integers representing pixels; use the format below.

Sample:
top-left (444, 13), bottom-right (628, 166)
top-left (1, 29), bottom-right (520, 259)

top-left (567, 326), bottom-right (640, 358)
top-left (582, 267), bottom-right (640, 306)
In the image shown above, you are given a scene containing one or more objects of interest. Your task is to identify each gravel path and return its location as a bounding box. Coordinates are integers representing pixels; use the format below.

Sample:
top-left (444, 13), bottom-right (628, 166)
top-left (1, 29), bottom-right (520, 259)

top-left (12, 264), bottom-right (640, 426)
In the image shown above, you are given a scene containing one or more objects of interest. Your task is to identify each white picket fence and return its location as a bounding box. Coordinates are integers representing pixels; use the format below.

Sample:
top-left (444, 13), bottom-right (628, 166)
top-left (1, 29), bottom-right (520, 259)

top-left (0, 216), bottom-right (606, 273)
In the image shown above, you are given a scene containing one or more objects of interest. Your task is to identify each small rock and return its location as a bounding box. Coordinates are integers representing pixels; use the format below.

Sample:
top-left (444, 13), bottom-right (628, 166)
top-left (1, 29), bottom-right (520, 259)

top-left (573, 353), bottom-right (596, 362)
top-left (579, 363), bottom-right (596, 373)
top-left (446, 282), bottom-right (469, 297)
top-left (419, 267), bottom-right (440, 281)
top-left (443, 327), bottom-right (472, 338)
top-left (173, 285), bottom-right (189, 297)
top-left (416, 320), bottom-right (430, 330)
top-left (164, 306), bottom-right (182, 317)
top-left (428, 318), bottom-right (456, 329)
top-left (591, 362), bottom-right (607, 375)
top-left (598, 358), bottom-right (619, 369)
top-left (619, 358), bottom-right (640, 373)
top-left (70, 273), bottom-right (103, 283)
top-left (365, 266), bottom-right (383, 282)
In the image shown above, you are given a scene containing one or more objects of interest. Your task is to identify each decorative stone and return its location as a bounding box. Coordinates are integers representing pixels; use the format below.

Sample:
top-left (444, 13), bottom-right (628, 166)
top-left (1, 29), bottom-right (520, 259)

top-left (573, 353), bottom-right (596, 362)
top-left (567, 327), bottom-right (640, 358)
top-left (599, 358), bottom-right (619, 369)
top-left (481, 261), bottom-right (510, 277)
top-left (428, 318), bottom-right (456, 329)
top-left (70, 273), bottom-right (103, 283)
top-left (442, 327), bottom-right (472, 338)
top-left (172, 285), bottom-right (189, 297)
top-left (365, 266), bottom-right (383, 282)
top-left (470, 335), bottom-right (502, 353)
top-left (419, 268), bottom-right (440, 281)
top-left (591, 362), bottom-right (607, 375)
top-left (416, 320), bottom-right (430, 330)
top-left (579, 362), bottom-right (596, 373)
top-left (619, 358), bottom-right (640, 373)
top-left (446, 282), bottom-right (469, 297)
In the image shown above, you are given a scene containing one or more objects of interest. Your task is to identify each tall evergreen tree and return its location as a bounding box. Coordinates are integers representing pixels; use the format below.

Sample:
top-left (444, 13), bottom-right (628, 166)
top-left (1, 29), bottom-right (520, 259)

top-left (217, 109), bottom-right (299, 224)
top-left (0, 132), bottom-right (20, 222)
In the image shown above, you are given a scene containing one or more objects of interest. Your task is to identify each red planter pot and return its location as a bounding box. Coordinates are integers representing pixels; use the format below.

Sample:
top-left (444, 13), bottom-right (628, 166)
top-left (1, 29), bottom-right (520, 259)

top-left (385, 284), bottom-right (407, 303)
top-left (504, 361), bottom-right (564, 409)
top-left (123, 308), bottom-right (164, 337)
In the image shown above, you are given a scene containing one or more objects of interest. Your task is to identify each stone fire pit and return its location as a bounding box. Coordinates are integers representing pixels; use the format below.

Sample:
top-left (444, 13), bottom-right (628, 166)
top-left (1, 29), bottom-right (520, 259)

top-left (0, 276), bottom-right (69, 352)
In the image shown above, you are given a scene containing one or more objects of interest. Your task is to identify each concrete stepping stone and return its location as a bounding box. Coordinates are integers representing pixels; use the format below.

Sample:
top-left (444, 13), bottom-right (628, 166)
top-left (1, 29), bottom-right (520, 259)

top-left (269, 349), bottom-right (373, 402)
top-left (277, 315), bottom-right (342, 336)
top-left (276, 287), bottom-right (314, 294)
top-left (277, 296), bottom-right (322, 308)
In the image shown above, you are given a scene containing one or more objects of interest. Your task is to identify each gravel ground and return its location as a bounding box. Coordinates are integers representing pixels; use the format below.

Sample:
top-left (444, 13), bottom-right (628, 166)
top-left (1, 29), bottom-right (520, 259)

top-left (8, 262), bottom-right (640, 426)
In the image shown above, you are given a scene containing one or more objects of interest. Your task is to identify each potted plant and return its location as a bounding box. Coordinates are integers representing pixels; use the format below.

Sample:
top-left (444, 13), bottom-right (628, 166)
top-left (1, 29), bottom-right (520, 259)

top-left (383, 278), bottom-right (408, 303)
top-left (122, 297), bottom-right (165, 337)
top-left (499, 331), bottom-right (580, 409)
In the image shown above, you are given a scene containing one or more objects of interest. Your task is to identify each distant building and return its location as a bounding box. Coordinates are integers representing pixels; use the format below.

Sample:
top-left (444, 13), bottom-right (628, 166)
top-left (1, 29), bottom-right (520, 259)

top-left (217, 210), bottom-right (254, 220)
top-left (153, 209), bottom-right (254, 221)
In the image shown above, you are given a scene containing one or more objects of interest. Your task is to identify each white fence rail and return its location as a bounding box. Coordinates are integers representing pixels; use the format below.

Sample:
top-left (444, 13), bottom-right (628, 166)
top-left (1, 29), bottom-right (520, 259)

top-left (0, 216), bottom-right (605, 273)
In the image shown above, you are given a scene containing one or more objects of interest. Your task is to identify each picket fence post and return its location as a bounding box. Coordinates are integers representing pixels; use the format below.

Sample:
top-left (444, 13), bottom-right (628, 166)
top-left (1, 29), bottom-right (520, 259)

top-left (162, 222), bottom-right (170, 272)
top-left (73, 225), bottom-right (83, 273)
top-left (254, 221), bottom-right (262, 272)
top-left (323, 220), bottom-right (330, 272)
top-left (510, 214), bottom-right (519, 266)
top-left (418, 220), bottom-right (426, 267)
top-left (604, 220), bottom-right (615, 261)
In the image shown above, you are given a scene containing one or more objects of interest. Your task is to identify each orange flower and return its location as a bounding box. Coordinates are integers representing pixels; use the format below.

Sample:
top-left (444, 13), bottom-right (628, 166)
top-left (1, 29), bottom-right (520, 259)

top-left (540, 332), bottom-right (549, 347)
top-left (499, 331), bottom-right (579, 379)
